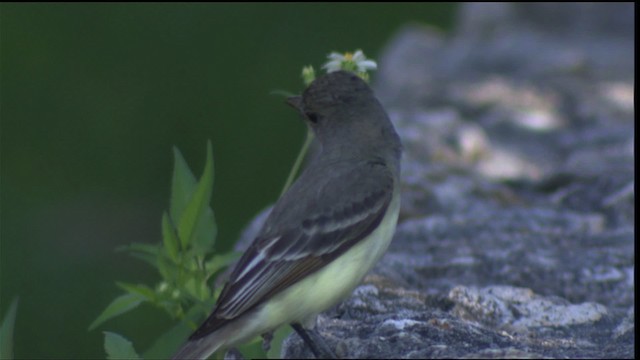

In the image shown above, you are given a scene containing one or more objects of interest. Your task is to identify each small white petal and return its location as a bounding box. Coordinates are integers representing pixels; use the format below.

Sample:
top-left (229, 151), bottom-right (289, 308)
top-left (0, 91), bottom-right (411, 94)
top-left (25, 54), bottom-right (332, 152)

top-left (322, 60), bottom-right (343, 72)
top-left (357, 60), bottom-right (377, 72)
top-left (352, 50), bottom-right (364, 61)
top-left (327, 52), bottom-right (345, 61)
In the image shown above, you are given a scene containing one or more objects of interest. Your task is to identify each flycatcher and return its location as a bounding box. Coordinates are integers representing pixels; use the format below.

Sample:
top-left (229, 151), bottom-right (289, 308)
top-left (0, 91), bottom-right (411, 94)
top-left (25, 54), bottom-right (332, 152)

top-left (173, 70), bottom-right (402, 359)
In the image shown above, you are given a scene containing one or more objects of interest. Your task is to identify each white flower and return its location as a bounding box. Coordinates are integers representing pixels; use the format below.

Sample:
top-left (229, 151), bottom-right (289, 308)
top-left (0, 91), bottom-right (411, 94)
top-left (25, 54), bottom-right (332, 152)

top-left (322, 49), bottom-right (377, 73)
top-left (350, 50), bottom-right (378, 72)
top-left (323, 52), bottom-right (347, 72)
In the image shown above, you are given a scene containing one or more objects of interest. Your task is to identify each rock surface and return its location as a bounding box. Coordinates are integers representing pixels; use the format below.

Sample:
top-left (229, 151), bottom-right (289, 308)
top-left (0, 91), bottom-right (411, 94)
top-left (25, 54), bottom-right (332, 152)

top-left (279, 3), bottom-right (634, 358)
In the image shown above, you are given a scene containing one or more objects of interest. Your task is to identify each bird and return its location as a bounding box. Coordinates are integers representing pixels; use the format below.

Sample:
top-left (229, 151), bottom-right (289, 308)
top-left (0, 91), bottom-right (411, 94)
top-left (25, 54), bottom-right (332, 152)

top-left (172, 70), bottom-right (402, 359)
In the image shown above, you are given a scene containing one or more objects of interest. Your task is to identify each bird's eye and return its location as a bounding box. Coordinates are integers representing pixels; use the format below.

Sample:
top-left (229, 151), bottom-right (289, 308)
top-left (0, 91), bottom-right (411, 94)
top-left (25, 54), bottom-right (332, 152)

top-left (305, 112), bottom-right (319, 124)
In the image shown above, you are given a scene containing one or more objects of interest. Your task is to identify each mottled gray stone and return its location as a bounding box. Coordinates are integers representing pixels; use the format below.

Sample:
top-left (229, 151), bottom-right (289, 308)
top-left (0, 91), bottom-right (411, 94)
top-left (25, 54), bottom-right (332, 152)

top-left (276, 3), bottom-right (634, 358)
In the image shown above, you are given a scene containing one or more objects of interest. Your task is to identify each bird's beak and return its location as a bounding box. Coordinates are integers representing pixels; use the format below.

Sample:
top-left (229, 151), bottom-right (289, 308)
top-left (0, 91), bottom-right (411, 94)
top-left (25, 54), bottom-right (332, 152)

top-left (286, 96), bottom-right (304, 114)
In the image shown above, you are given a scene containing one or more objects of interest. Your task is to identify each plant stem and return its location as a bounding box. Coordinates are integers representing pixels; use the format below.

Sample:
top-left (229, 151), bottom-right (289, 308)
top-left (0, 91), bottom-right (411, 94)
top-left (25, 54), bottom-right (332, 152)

top-left (280, 127), bottom-right (314, 197)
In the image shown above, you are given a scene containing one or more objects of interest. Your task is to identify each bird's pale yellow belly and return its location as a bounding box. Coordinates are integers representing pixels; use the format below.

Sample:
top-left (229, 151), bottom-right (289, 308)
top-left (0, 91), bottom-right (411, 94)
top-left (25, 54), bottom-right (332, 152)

top-left (222, 191), bottom-right (400, 347)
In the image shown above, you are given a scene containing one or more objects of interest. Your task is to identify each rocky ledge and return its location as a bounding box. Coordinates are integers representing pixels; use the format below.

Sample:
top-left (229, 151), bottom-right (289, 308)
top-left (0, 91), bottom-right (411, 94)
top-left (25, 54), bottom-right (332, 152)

top-left (282, 3), bottom-right (634, 359)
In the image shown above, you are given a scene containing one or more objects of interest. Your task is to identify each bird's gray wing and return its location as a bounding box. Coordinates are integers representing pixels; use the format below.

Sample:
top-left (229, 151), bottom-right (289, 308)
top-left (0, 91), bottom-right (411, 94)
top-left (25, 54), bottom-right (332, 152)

top-left (189, 159), bottom-right (394, 339)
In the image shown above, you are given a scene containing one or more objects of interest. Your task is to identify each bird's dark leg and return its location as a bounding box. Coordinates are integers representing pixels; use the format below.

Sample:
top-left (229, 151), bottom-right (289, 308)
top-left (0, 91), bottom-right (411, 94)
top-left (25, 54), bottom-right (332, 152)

top-left (290, 323), bottom-right (337, 359)
top-left (223, 347), bottom-right (244, 360)
top-left (261, 330), bottom-right (274, 352)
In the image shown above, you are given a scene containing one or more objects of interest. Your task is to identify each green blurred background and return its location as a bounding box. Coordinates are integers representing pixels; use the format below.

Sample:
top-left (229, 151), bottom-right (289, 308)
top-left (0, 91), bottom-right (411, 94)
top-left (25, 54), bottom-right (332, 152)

top-left (1, 3), bottom-right (456, 358)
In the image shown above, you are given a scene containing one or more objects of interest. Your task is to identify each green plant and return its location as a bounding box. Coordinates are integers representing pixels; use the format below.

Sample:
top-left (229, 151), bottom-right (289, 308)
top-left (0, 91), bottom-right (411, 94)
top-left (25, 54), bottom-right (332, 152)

top-left (89, 141), bottom-right (239, 359)
top-left (1, 298), bottom-right (19, 360)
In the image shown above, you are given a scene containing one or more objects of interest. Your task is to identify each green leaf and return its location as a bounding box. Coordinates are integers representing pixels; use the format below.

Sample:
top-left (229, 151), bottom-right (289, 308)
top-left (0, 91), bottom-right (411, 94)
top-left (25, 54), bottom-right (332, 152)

top-left (266, 326), bottom-right (293, 359)
top-left (183, 277), bottom-right (210, 302)
top-left (156, 299), bottom-right (183, 319)
top-left (156, 252), bottom-right (175, 284)
top-left (89, 294), bottom-right (144, 331)
top-left (142, 304), bottom-right (211, 359)
top-left (116, 282), bottom-right (157, 302)
top-left (142, 321), bottom-right (190, 360)
top-left (104, 332), bottom-right (141, 360)
top-left (236, 335), bottom-right (264, 359)
top-left (119, 242), bottom-right (160, 268)
top-left (177, 141), bottom-right (214, 249)
top-left (190, 206), bottom-right (217, 255)
top-left (161, 212), bottom-right (180, 262)
top-left (127, 252), bottom-right (157, 269)
top-left (170, 146), bottom-right (197, 226)
top-left (0, 297), bottom-right (19, 360)
top-left (205, 252), bottom-right (241, 279)
top-left (122, 242), bottom-right (160, 255)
